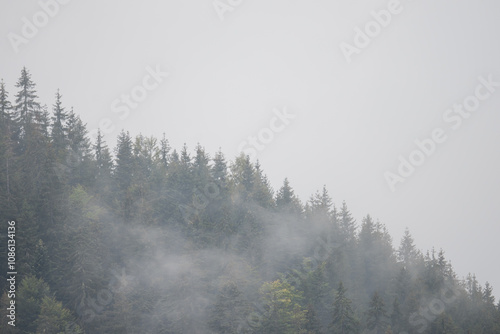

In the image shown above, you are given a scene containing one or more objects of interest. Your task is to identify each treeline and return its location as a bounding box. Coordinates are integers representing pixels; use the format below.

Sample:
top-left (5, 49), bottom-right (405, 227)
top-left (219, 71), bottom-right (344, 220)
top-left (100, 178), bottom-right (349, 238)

top-left (0, 68), bottom-right (499, 333)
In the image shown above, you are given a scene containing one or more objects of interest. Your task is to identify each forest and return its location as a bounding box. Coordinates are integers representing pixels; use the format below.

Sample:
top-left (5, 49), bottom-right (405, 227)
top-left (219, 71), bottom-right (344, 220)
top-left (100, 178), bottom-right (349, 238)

top-left (0, 67), bottom-right (499, 333)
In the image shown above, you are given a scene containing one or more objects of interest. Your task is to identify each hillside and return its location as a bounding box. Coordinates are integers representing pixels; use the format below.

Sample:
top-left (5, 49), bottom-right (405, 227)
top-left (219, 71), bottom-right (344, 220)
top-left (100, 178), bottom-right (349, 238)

top-left (1, 68), bottom-right (499, 333)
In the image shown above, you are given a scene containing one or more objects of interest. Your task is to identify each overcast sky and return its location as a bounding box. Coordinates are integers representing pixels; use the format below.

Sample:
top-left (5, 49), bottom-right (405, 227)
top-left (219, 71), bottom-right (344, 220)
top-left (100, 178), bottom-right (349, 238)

top-left (1, 0), bottom-right (499, 296)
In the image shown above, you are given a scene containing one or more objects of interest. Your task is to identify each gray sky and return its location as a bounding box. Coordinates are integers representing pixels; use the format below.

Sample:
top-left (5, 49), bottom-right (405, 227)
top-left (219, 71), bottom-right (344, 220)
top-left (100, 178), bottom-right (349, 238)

top-left (1, 0), bottom-right (499, 295)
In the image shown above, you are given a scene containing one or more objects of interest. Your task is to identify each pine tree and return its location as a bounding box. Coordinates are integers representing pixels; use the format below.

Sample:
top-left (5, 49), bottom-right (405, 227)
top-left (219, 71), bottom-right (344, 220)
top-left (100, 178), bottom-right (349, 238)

top-left (208, 281), bottom-right (250, 333)
top-left (309, 185), bottom-right (333, 216)
top-left (306, 185), bottom-right (335, 235)
top-left (13, 67), bottom-right (40, 143)
top-left (180, 142), bottom-right (191, 166)
top-left (16, 275), bottom-right (51, 333)
top-left (397, 228), bottom-right (421, 273)
top-left (229, 153), bottom-right (255, 201)
top-left (170, 148), bottom-right (179, 163)
top-left (252, 160), bottom-right (274, 208)
top-left (0, 79), bottom-right (14, 209)
top-left (304, 304), bottom-right (322, 334)
top-left (193, 143), bottom-right (210, 189)
top-left (428, 313), bottom-right (459, 334)
top-left (0, 79), bottom-right (12, 120)
top-left (61, 107), bottom-right (93, 187)
top-left (158, 132), bottom-right (170, 166)
top-left (36, 103), bottom-right (51, 138)
top-left (35, 296), bottom-right (84, 333)
top-left (51, 89), bottom-right (68, 160)
top-left (258, 279), bottom-right (307, 334)
top-left (483, 282), bottom-right (496, 308)
top-left (12, 69), bottom-right (57, 239)
top-left (329, 282), bottom-right (360, 334)
top-left (0, 83), bottom-right (14, 293)
top-left (276, 178), bottom-right (302, 215)
top-left (212, 148), bottom-right (228, 189)
top-left (300, 263), bottom-right (330, 328)
top-left (390, 297), bottom-right (405, 333)
top-left (366, 292), bottom-right (388, 334)
top-left (114, 130), bottom-right (134, 220)
top-left (394, 267), bottom-right (411, 306)
top-left (338, 201), bottom-right (357, 244)
top-left (358, 215), bottom-right (376, 294)
top-left (94, 129), bottom-right (113, 178)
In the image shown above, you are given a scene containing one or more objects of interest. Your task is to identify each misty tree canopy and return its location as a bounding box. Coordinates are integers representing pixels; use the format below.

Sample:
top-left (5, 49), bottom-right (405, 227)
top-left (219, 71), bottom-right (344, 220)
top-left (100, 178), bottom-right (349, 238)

top-left (1, 68), bottom-right (499, 333)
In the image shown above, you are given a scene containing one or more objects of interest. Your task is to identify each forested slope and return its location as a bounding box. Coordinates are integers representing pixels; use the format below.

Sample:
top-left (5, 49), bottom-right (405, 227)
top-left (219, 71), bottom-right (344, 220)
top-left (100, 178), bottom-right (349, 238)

top-left (1, 68), bottom-right (499, 333)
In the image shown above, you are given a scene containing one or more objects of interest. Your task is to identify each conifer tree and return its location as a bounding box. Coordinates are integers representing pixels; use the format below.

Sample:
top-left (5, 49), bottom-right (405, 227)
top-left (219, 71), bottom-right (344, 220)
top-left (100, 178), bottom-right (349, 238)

top-left (366, 292), bottom-right (388, 334)
top-left (94, 129), bottom-right (113, 177)
top-left (13, 67), bottom-right (40, 143)
top-left (329, 282), bottom-right (360, 334)
top-left (193, 143), bottom-right (210, 189)
top-left (0, 80), bottom-right (13, 207)
top-left (390, 297), bottom-right (405, 333)
top-left (212, 148), bottom-right (228, 190)
top-left (304, 304), bottom-right (322, 334)
top-left (429, 313), bottom-right (459, 334)
top-left (114, 130), bottom-right (134, 220)
top-left (258, 279), bottom-right (307, 334)
top-left (230, 153), bottom-right (255, 200)
top-left (208, 281), bottom-right (250, 333)
top-left (252, 160), bottom-right (274, 208)
top-left (338, 201), bottom-right (357, 244)
top-left (51, 89), bottom-right (68, 160)
top-left (276, 178), bottom-right (302, 215)
top-left (16, 275), bottom-right (51, 333)
top-left (397, 228), bottom-right (421, 270)
top-left (35, 296), bottom-right (84, 333)
top-left (158, 132), bottom-right (170, 167)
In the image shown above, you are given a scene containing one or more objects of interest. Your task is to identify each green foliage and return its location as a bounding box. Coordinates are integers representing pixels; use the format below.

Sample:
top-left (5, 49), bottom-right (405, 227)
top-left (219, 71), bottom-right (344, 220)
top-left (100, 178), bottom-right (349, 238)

top-left (329, 282), bottom-right (360, 334)
top-left (209, 281), bottom-right (250, 333)
top-left (258, 279), bottom-right (308, 333)
top-left (366, 292), bottom-right (388, 334)
top-left (35, 296), bottom-right (83, 333)
top-left (1, 67), bottom-right (499, 334)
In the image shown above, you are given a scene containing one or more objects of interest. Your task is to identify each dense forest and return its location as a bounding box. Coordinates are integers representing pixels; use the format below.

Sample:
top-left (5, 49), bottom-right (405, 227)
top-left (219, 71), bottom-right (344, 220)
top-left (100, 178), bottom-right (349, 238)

top-left (0, 67), bottom-right (499, 333)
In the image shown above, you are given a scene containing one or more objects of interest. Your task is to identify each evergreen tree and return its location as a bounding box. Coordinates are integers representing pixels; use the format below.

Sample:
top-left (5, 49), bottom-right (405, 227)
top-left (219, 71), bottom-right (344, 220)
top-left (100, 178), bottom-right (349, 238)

top-left (51, 89), bottom-right (68, 160)
top-left (483, 282), bottom-right (496, 308)
top-left (304, 304), bottom-right (322, 334)
top-left (114, 130), bottom-right (134, 220)
top-left (35, 296), bottom-right (84, 333)
top-left (338, 201), bottom-right (357, 244)
top-left (366, 292), bottom-right (388, 334)
top-left (329, 282), bottom-right (360, 334)
top-left (159, 132), bottom-right (170, 167)
top-left (0, 79), bottom-right (14, 209)
top-left (212, 148), bottom-right (228, 190)
top-left (398, 228), bottom-right (417, 265)
top-left (193, 143), bottom-right (210, 189)
top-left (13, 67), bottom-right (40, 143)
top-left (390, 297), bottom-right (405, 333)
top-left (428, 313), bottom-right (459, 334)
top-left (258, 279), bottom-right (307, 334)
top-left (0, 79), bottom-right (12, 120)
top-left (394, 267), bottom-right (411, 307)
top-left (208, 281), bottom-right (250, 334)
top-left (276, 178), bottom-right (302, 215)
top-left (308, 185), bottom-right (333, 217)
top-left (94, 129), bottom-right (113, 179)
top-left (180, 142), bottom-right (191, 166)
top-left (229, 153), bottom-right (255, 201)
top-left (16, 275), bottom-right (51, 333)
top-left (252, 160), bottom-right (275, 208)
